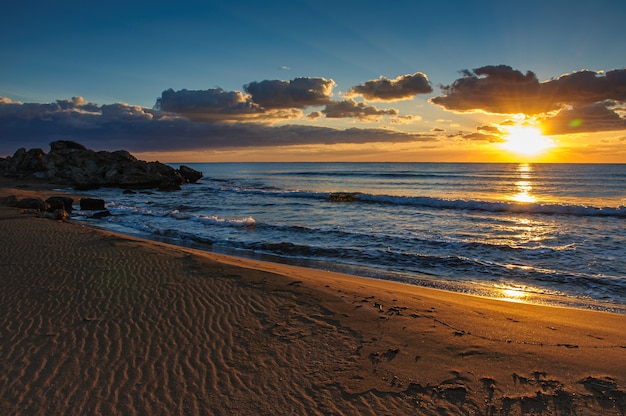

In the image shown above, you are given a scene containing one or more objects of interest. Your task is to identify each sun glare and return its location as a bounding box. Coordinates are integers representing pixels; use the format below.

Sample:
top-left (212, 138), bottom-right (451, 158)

top-left (501, 126), bottom-right (554, 157)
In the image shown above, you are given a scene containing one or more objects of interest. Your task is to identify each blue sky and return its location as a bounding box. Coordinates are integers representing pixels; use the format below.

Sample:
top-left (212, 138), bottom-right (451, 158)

top-left (1, 0), bottom-right (625, 162)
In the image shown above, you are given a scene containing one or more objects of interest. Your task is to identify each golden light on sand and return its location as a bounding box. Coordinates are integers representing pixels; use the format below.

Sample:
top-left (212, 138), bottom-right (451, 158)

top-left (501, 125), bottom-right (555, 157)
top-left (499, 286), bottom-right (529, 303)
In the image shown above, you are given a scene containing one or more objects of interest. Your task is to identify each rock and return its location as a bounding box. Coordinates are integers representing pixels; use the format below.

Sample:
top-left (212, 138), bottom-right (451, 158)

top-left (0, 195), bottom-right (18, 206)
top-left (80, 198), bottom-right (106, 210)
top-left (46, 196), bottom-right (74, 212)
top-left (329, 192), bottom-right (361, 202)
top-left (53, 209), bottom-right (69, 222)
top-left (178, 165), bottom-right (203, 183)
top-left (16, 197), bottom-right (46, 211)
top-left (3, 147), bottom-right (45, 176)
top-left (89, 210), bottom-right (111, 219)
top-left (49, 140), bottom-right (86, 152)
top-left (1, 141), bottom-right (186, 191)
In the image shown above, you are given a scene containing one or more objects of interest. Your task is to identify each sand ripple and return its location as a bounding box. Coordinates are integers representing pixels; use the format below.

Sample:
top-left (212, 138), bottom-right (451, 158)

top-left (1, 208), bottom-right (625, 415)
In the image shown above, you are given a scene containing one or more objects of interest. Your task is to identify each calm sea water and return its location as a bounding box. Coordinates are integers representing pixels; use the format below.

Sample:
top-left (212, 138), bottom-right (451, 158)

top-left (78, 163), bottom-right (626, 313)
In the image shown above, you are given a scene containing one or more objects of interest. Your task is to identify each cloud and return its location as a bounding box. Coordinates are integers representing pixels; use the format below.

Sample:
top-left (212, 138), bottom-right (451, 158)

top-left (0, 97), bottom-right (434, 155)
top-left (155, 88), bottom-right (262, 121)
top-left (346, 73), bottom-right (433, 101)
top-left (243, 77), bottom-right (335, 109)
top-left (447, 125), bottom-right (504, 142)
top-left (430, 65), bottom-right (548, 115)
top-left (542, 69), bottom-right (626, 106)
top-left (462, 132), bottom-right (504, 142)
top-left (431, 66), bottom-right (626, 120)
top-left (477, 125), bottom-right (502, 134)
top-left (541, 101), bottom-right (626, 135)
top-left (322, 99), bottom-right (398, 121)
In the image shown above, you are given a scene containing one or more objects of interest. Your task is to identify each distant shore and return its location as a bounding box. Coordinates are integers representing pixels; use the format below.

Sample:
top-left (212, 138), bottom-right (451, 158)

top-left (1, 179), bottom-right (625, 415)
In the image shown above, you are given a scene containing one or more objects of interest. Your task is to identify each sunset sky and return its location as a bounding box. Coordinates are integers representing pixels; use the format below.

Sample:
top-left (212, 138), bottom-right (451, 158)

top-left (1, 0), bottom-right (625, 162)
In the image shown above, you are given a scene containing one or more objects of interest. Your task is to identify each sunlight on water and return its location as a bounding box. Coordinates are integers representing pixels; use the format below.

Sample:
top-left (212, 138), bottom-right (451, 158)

top-left (510, 163), bottom-right (537, 203)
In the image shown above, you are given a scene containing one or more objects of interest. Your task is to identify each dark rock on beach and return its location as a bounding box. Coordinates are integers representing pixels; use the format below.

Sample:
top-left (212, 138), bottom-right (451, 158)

top-left (46, 196), bottom-right (74, 213)
top-left (16, 197), bottom-right (47, 211)
top-left (80, 198), bottom-right (106, 211)
top-left (1, 140), bottom-right (202, 191)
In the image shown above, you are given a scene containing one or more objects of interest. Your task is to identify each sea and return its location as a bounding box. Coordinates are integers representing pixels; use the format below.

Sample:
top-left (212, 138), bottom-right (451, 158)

top-left (76, 163), bottom-right (626, 313)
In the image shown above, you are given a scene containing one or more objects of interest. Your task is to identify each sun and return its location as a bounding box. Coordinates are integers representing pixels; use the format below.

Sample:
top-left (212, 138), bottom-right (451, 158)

top-left (500, 125), bottom-right (555, 157)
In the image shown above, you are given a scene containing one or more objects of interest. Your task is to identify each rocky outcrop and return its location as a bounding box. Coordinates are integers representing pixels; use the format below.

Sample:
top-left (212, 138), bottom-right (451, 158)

top-left (1, 140), bottom-right (203, 191)
top-left (178, 165), bottom-right (204, 184)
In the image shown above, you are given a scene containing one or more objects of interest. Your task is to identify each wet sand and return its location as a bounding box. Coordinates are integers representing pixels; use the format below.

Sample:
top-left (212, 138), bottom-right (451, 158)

top-left (1, 181), bottom-right (625, 415)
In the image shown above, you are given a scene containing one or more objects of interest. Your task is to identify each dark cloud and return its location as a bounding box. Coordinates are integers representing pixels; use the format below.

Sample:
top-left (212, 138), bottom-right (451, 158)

top-left (243, 77), bottom-right (335, 109)
top-left (346, 73), bottom-right (432, 101)
top-left (155, 88), bottom-right (262, 121)
top-left (542, 69), bottom-right (626, 106)
top-left (322, 99), bottom-right (398, 121)
top-left (476, 125), bottom-right (502, 134)
top-left (430, 65), bottom-right (548, 114)
top-left (541, 101), bottom-right (626, 135)
top-left (0, 97), bottom-right (433, 155)
top-left (431, 66), bottom-right (626, 120)
top-left (448, 125), bottom-right (504, 142)
top-left (462, 132), bottom-right (504, 142)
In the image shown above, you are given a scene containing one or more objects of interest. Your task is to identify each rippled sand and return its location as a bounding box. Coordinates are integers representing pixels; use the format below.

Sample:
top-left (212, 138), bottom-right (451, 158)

top-left (1, 182), bottom-right (625, 415)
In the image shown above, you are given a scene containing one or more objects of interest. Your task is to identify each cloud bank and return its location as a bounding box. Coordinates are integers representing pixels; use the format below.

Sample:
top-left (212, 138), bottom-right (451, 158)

top-left (1, 67), bottom-right (625, 157)
top-left (0, 96), bottom-right (432, 155)
top-left (432, 66), bottom-right (626, 134)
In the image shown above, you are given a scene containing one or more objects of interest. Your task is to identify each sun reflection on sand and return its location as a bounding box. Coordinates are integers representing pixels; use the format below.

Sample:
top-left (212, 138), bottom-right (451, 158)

top-left (496, 285), bottom-right (531, 303)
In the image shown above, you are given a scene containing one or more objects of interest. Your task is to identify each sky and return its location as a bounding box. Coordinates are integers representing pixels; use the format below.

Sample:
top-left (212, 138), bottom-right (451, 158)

top-left (1, 0), bottom-right (625, 162)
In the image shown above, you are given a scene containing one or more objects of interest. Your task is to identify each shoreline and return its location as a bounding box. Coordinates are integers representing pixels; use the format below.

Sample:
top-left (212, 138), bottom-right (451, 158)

top-left (83, 217), bottom-right (626, 316)
top-left (1, 181), bottom-right (626, 414)
top-left (4, 175), bottom-right (624, 315)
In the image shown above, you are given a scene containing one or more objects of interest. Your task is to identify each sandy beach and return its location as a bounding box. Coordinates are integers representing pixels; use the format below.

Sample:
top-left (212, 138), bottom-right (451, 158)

top-left (1, 182), bottom-right (625, 415)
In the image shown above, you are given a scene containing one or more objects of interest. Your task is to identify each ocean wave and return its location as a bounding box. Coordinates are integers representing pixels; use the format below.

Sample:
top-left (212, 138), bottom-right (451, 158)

top-left (316, 192), bottom-right (625, 217)
top-left (209, 184), bottom-right (625, 217)
top-left (104, 203), bottom-right (256, 228)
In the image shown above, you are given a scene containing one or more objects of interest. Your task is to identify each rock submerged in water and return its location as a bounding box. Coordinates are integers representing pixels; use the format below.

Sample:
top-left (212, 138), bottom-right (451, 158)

top-left (0, 140), bottom-right (203, 191)
top-left (80, 198), bottom-right (106, 211)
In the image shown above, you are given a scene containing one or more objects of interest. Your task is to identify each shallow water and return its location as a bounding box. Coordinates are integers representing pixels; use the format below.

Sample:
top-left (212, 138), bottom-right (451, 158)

top-left (77, 163), bottom-right (626, 313)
